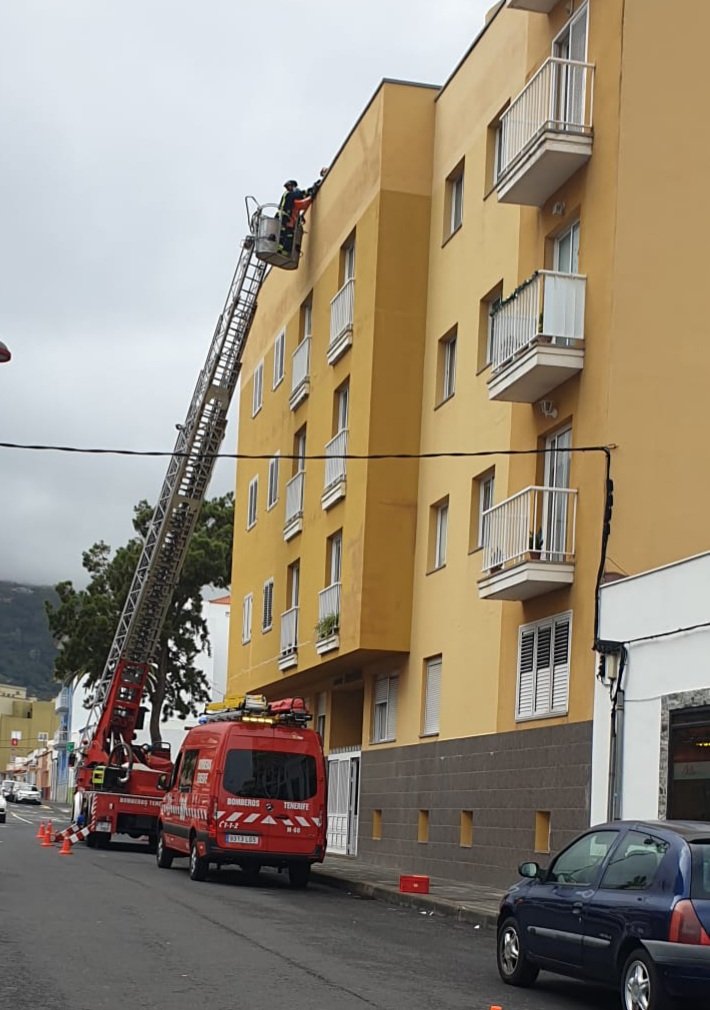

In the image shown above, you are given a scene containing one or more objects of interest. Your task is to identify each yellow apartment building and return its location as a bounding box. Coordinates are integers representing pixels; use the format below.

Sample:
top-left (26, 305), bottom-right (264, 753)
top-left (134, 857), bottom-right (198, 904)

top-left (0, 683), bottom-right (58, 776)
top-left (228, 0), bottom-right (710, 885)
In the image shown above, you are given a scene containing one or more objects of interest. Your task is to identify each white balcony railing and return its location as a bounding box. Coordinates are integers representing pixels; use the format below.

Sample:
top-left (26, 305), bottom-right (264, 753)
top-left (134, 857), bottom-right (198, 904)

top-left (498, 57), bottom-right (595, 179)
top-left (490, 270), bottom-right (586, 372)
top-left (317, 582), bottom-right (341, 638)
top-left (285, 471), bottom-right (305, 526)
top-left (482, 485), bottom-right (578, 571)
top-left (291, 337), bottom-right (310, 395)
top-left (330, 278), bottom-right (355, 347)
top-left (53, 728), bottom-right (68, 745)
top-left (280, 606), bottom-right (299, 657)
top-left (324, 429), bottom-right (347, 490)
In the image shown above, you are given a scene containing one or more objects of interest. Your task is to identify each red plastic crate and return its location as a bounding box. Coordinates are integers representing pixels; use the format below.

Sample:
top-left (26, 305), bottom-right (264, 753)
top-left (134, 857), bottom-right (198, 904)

top-left (399, 874), bottom-right (430, 894)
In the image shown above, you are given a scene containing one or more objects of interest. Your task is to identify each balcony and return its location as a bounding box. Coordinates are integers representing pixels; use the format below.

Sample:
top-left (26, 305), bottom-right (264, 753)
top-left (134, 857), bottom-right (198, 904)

top-left (53, 728), bottom-right (69, 749)
top-left (284, 471), bottom-right (305, 541)
top-left (496, 57), bottom-right (594, 206)
top-left (54, 686), bottom-right (72, 713)
top-left (289, 337), bottom-right (311, 410)
top-left (487, 270), bottom-right (586, 402)
top-left (279, 606), bottom-right (299, 671)
top-left (507, 0), bottom-right (558, 12)
top-left (478, 485), bottom-right (577, 601)
top-left (321, 429), bottom-right (347, 510)
top-left (328, 278), bottom-right (355, 365)
top-left (316, 582), bottom-right (341, 655)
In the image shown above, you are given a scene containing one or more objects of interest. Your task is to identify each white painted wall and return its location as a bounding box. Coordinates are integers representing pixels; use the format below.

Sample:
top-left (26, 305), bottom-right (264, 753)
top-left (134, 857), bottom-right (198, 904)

top-left (592, 552), bottom-right (710, 823)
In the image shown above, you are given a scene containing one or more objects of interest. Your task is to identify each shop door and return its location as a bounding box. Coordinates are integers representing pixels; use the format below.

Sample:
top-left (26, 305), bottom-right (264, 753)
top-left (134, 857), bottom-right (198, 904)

top-left (327, 749), bottom-right (361, 855)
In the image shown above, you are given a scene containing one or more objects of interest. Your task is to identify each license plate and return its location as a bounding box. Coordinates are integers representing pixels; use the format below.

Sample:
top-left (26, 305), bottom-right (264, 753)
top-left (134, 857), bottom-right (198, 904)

top-left (226, 833), bottom-right (259, 846)
top-left (95, 821), bottom-right (112, 832)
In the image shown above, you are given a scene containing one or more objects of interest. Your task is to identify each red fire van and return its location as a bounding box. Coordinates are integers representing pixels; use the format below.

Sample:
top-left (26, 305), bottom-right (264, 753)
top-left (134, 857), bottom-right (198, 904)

top-left (156, 695), bottom-right (327, 888)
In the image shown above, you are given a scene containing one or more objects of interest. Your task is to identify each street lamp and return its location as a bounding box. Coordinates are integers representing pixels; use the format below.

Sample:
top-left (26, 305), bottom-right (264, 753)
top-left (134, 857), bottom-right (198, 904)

top-left (0, 341), bottom-right (11, 364)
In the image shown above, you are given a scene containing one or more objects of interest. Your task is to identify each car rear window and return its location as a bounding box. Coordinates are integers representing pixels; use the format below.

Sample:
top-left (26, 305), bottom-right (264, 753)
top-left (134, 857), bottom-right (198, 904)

top-left (690, 842), bottom-right (710, 899)
top-left (223, 748), bottom-right (317, 802)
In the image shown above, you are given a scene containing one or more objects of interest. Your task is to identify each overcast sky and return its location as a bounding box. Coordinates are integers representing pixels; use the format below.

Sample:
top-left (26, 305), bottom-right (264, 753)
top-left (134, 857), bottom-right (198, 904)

top-left (0, 0), bottom-right (494, 587)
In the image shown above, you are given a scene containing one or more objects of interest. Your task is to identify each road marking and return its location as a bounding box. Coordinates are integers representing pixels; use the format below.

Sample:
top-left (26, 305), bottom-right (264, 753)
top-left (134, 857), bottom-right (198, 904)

top-left (11, 812), bottom-right (34, 824)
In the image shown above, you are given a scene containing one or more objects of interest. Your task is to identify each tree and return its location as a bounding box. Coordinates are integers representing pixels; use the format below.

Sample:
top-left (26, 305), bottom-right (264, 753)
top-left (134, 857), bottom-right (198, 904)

top-left (45, 493), bottom-right (234, 742)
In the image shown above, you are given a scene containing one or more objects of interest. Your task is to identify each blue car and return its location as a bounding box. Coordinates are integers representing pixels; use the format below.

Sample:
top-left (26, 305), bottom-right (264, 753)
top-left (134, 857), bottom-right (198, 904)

top-left (497, 820), bottom-right (710, 1009)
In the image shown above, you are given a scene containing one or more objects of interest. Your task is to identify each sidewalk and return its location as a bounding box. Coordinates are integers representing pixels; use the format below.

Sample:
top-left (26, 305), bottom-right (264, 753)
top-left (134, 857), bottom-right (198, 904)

top-left (312, 854), bottom-right (504, 929)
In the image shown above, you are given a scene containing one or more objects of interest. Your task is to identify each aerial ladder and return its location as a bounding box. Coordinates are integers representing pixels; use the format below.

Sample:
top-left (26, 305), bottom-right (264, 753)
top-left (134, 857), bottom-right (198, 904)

top-left (60, 197), bottom-right (311, 848)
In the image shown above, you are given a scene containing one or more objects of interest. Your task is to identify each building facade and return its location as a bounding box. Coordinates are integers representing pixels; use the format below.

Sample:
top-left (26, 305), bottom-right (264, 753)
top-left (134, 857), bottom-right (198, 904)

top-left (227, 0), bottom-right (710, 886)
top-left (0, 683), bottom-right (58, 777)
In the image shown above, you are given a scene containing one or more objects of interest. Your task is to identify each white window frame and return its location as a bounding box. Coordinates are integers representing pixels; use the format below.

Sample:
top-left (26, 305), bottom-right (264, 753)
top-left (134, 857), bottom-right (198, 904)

top-left (433, 499), bottom-right (448, 570)
top-left (554, 220), bottom-right (581, 275)
top-left (422, 657), bottom-right (442, 737)
top-left (336, 382), bottom-right (349, 433)
top-left (267, 453), bottom-right (280, 510)
top-left (273, 331), bottom-right (285, 389)
top-left (247, 476), bottom-right (258, 529)
top-left (344, 242), bottom-right (356, 282)
top-left (328, 530), bottom-right (343, 585)
top-left (316, 692), bottom-right (326, 740)
top-left (372, 675), bottom-right (398, 744)
top-left (241, 593), bottom-right (253, 644)
top-left (516, 612), bottom-right (572, 721)
top-left (449, 170), bottom-right (464, 234)
top-left (486, 293), bottom-right (503, 365)
top-left (262, 578), bottom-right (274, 632)
top-left (441, 332), bottom-right (457, 402)
top-left (252, 360), bottom-right (264, 416)
top-left (303, 302), bottom-right (313, 340)
top-left (477, 473), bottom-right (495, 548)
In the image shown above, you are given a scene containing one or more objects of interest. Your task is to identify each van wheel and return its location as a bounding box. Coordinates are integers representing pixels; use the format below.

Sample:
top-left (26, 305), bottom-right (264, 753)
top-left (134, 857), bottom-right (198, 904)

top-left (156, 832), bottom-right (174, 869)
top-left (288, 862), bottom-right (311, 889)
top-left (189, 839), bottom-right (209, 882)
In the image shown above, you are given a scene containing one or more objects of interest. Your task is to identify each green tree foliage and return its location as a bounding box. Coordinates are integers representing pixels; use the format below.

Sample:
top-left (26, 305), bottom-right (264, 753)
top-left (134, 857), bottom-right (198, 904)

top-left (45, 493), bottom-right (233, 742)
top-left (0, 583), bottom-right (59, 698)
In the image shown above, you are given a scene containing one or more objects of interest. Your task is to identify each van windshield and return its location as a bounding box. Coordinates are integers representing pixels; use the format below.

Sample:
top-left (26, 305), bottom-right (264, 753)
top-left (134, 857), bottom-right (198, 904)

top-left (223, 748), bottom-right (317, 801)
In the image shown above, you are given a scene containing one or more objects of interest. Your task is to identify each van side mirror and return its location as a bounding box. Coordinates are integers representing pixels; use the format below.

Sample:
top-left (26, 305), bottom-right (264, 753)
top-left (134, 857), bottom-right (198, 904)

top-left (519, 861), bottom-right (542, 879)
top-left (157, 773), bottom-right (169, 790)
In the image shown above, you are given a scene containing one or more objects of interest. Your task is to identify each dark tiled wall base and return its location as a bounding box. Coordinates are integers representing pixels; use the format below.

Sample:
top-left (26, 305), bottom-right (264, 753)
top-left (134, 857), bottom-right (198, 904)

top-left (358, 721), bottom-right (592, 888)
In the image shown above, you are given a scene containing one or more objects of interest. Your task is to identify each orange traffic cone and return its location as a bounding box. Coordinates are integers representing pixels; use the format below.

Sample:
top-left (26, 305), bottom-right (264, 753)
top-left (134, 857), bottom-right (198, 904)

top-left (58, 836), bottom-right (73, 856)
top-left (42, 820), bottom-right (54, 847)
top-left (36, 821), bottom-right (46, 841)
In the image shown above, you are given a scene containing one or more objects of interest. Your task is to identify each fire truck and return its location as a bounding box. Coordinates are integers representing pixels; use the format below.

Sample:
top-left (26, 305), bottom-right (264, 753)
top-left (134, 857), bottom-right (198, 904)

top-left (61, 196), bottom-right (313, 849)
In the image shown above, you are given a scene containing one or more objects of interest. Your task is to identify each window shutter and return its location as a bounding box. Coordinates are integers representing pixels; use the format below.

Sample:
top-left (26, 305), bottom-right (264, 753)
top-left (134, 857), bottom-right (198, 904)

top-left (262, 580), bottom-right (273, 631)
top-left (423, 659), bottom-right (441, 735)
top-left (374, 678), bottom-right (389, 705)
top-left (534, 624), bottom-right (552, 714)
top-left (517, 629), bottom-right (535, 718)
top-left (268, 456), bottom-right (279, 508)
top-left (385, 677), bottom-right (398, 740)
top-left (551, 617), bottom-right (570, 712)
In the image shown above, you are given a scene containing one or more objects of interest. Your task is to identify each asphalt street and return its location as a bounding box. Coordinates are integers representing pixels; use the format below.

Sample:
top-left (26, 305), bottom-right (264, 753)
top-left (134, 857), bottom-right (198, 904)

top-left (0, 803), bottom-right (622, 1010)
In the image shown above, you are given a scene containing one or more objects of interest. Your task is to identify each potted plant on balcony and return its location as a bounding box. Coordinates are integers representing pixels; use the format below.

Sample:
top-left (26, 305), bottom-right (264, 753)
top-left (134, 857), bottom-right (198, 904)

top-left (529, 528), bottom-right (544, 561)
top-left (315, 612), bottom-right (339, 641)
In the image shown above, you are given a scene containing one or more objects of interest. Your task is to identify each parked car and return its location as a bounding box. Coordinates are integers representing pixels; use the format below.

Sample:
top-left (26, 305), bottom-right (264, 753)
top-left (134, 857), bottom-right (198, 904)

top-left (497, 820), bottom-right (710, 1010)
top-left (1, 779), bottom-right (16, 800)
top-left (0, 794), bottom-right (6, 824)
top-left (13, 783), bottom-right (42, 805)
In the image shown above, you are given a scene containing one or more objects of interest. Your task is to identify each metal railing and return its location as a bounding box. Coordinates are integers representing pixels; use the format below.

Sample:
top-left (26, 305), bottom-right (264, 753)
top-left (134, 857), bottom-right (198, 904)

top-left (490, 270), bottom-right (586, 371)
top-left (284, 471), bottom-right (305, 526)
top-left (324, 429), bottom-right (347, 490)
top-left (482, 485), bottom-right (578, 570)
top-left (291, 337), bottom-right (310, 394)
top-left (498, 57), bottom-right (595, 179)
top-left (54, 686), bottom-right (72, 712)
top-left (317, 582), bottom-right (341, 638)
top-left (280, 606), bottom-right (299, 657)
top-left (330, 278), bottom-right (355, 346)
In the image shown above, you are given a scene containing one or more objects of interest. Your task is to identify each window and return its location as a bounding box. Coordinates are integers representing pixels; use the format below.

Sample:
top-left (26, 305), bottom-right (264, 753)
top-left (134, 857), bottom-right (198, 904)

top-left (273, 330), bottom-right (285, 388)
top-left (252, 361), bottom-right (264, 416)
top-left (486, 106), bottom-right (509, 188)
top-left (294, 427), bottom-right (306, 474)
top-left (478, 283), bottom-right (503, 370)
top-left (599, 831), bottom-right (668, 891)
top-left (37, 732), bottom-right (49, 743)
top-left (241, 593), bottom-right (253, 643)
top-left (287, 560), bottom-right (300, 609)
top-left (316, 692), bottom-right (326, 741)
top-left (554, 220), bottom-right (581, 274)
top-left (422, 656), bottom-right (442, 736)
top-left (327, 530), bottom-right (343, 585)
top-left (301, 300), bottom-right (313, 340)
top-left (472, 471), bottom-right (495, 550)
top-left (437, 329), bottom-right (457, 404)
top-left (429, 497), bottom-right (449, 571)
top-left (178, 749), bottom-right (199, 790)
top-left (267, 454), bottom-right (279, 509)
top-left (262, 578), bottom-right (274, 632)
top-left (372, 675), bottom-right (398, 743)
top-left (335, 381), bottom-right (349, 433)
top-left (343, 240), bottom-right (356, 283)
top-left (247, 476), bottom-right (258, 529)
top-left (548, 830), bottom-right (618, 885)
top-left (223, 749), bottom-right (317, 801)
top-left (517, 612), bottom-right (571, 719)
top-left (445, 162), bottom-right (464, 237)
top-left (418, 810), bottom-right (430, 844)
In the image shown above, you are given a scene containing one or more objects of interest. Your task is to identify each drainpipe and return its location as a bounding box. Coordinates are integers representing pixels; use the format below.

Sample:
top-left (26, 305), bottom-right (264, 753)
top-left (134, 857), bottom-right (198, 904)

top-left (598, 643), bottom-right (627, 822)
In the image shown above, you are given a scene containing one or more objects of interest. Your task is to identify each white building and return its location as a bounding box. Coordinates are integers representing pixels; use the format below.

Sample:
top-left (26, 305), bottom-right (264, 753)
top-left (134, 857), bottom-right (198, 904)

top-left (592, 553), bottom-right (710, 824)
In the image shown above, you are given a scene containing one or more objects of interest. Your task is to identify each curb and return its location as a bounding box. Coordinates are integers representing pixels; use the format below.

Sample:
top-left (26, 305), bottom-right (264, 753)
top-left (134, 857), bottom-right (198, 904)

top-left (311, 869), bottom-right (499, 929)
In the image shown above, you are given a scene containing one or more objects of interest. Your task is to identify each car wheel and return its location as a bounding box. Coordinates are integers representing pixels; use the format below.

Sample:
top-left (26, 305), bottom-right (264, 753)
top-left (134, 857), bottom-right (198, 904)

top-left (288, 862), bottom-right (311, 889)
top-left (497, 916), bottom-right (540, 987)
top-left (0, 814), bottom-right (5, 824)
top-left (189, 838), bottom-right (209, 882)
top-left (621, 949), bottom-right (673, 1010)
top-left (156, 832), bottom-right (174, 869)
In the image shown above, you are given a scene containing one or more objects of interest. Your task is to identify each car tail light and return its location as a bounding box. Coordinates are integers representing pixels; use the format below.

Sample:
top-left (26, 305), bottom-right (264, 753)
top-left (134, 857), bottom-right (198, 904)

top-left (669, 900), bottom-right (710, 945)
top-left (207, 798), bottom-right (218, 839)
